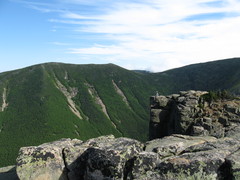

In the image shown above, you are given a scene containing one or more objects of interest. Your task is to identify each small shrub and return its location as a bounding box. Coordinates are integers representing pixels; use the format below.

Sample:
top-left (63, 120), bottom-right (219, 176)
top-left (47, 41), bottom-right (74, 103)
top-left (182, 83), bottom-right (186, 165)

top-left (200, 90), bottom-right (235, 104)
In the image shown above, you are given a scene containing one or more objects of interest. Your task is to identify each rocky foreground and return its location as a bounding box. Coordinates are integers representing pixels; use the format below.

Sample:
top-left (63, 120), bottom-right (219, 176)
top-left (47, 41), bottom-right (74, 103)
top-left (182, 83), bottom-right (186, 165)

top-left (0, 90), bottom-right (240, 180)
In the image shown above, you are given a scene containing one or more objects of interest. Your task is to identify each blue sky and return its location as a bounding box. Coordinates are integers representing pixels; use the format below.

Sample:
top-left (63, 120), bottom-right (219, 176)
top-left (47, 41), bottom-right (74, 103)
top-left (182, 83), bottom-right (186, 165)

top-left (1, 0), bottom-right (240, 72)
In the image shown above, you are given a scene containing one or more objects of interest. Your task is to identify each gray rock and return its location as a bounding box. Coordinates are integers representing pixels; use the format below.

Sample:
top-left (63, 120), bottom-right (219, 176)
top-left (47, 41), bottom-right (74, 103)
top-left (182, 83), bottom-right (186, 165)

top-left (14, 133), bottom-right (240, 180)
top-left (191, 126), bottom-right (206, 136)
top-left (146, 134), bottom-right (217, 159)
top-left (203, 117), bottom-right (212, 124)
top-left (131, 152), bottom-right (159, 179)
top-left (172, 94), bottom-right (180, 100)
top-left (225, 124), bottom-right (240, 139)
top-left (180, 91), bottom-right (188, 96)
top-left (150, 136), bottom-right (239, 179)
top-left (16, 138), bottom-right (82, 180)
top-left (155, 96), bottom-right (169, 108)
top-left (209, 122), bottom-right (225, 138)
top-left (78, 137), bottom-right (144, 180)
top-left (224, 104), bottom-right (239, 114)
top-left (16, 135), bottom-right (144, 180)
top-left (225, 149), bottom-right (240, 179)
top-left (177, 96), bottom-right (185, 103)
top-left (149, 90), bottom-right (240, 139)
top-left (150, 109), bottom-right (162, 123)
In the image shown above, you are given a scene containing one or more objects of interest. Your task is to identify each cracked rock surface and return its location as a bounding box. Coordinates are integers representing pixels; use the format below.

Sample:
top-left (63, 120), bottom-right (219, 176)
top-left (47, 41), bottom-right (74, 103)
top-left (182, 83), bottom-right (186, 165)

top-left (149, 90), bottom-right (240, 139)
top-left (15, 133), bottom-right (240, 180)
top-left (16, 138), bottom-right (82, 180)
top-left (16, 135), bottom-right (145, 180)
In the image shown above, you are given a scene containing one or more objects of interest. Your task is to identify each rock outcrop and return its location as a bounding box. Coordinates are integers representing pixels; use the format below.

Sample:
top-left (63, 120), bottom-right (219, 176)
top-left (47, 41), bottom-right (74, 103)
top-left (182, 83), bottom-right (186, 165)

top-left (16, 135), bottom-right (144, 180)
top-left (149, 90), bottom-right (240, 139)
top-left (1, 90), bottom-right (239, 179)
top-left (14, 133), bottom-right (240, 179)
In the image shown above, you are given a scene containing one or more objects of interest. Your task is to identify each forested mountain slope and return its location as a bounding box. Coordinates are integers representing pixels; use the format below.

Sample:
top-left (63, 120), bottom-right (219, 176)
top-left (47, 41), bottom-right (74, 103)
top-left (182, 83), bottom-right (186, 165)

top-left (151, 58), bottom-right (240, 94)
top-left (0, 58), bottom-right (240, 167)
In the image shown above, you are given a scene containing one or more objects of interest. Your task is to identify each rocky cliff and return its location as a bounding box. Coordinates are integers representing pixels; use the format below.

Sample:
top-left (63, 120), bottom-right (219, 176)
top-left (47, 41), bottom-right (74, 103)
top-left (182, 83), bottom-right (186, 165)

top-left (0, 90), bottom-right (240, 180)
top-left (149, 90), bottom-right (240, 139)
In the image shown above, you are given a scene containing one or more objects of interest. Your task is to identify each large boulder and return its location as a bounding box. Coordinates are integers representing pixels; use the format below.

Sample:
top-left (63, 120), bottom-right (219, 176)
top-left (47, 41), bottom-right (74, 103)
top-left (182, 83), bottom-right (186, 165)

top-left (16, 135), bottom-right (144, 180)
top-left (143, 134), bottom-right (240, 180)
top-left (16, 138), bottom-right (82, 180)
top-left (63, 135), bottom-right (116, 179)
top-left (65, 136), bottom-right (144, 180)
top-left (145, 134), bottom-right (216, 159)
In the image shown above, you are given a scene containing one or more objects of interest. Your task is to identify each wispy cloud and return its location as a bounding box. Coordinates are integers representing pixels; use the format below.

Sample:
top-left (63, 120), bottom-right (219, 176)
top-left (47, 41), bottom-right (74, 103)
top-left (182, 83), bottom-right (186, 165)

top-left (49, 41), bottom-right (71, 46)
top-left (16, 0), bottom-right (240, 71)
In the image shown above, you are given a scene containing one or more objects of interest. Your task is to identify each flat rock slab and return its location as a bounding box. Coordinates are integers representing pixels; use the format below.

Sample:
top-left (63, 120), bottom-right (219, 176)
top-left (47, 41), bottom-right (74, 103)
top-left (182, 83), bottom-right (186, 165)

top-left (145, 134), bottom-right (217, 158)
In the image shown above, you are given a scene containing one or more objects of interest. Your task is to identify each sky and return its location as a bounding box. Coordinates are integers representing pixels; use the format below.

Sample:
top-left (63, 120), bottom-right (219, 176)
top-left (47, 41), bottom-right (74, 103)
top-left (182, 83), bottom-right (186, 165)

top-left (1, 0), bottom-right (240, 72)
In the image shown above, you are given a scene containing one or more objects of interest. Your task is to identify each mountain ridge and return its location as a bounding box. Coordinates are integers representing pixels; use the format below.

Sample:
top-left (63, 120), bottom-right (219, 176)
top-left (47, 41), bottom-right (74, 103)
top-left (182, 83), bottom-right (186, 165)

top-left (0, 58), bottom-right (240, 167)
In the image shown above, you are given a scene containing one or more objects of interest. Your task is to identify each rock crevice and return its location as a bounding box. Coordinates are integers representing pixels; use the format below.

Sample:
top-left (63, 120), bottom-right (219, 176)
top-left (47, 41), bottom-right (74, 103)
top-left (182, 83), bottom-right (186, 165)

top-left (15, 132), bottom-right (240, 179)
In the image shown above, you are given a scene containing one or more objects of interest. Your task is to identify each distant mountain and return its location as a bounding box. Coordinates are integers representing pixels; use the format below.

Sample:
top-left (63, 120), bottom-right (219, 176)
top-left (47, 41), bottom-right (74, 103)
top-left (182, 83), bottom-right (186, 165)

top-left (151, 58), bottom-right (240, 94)
top-left (0, 58), bottom-right (240, 167)
top-left (132, 70), bottom-right (151, 74)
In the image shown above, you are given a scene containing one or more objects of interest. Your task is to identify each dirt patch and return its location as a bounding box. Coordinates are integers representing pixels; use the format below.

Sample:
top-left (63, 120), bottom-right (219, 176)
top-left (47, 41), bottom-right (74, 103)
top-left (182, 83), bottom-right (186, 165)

top-left (85, 83), bottom-right (121, 133)
top-left (55, 77), bottom-right (82, 119)
top-left (85, 83), bottom-right (110, 119)
top-left (1, 88), bottom-right (8, 112)
top-left (112, 80), bottom-right (131, 109)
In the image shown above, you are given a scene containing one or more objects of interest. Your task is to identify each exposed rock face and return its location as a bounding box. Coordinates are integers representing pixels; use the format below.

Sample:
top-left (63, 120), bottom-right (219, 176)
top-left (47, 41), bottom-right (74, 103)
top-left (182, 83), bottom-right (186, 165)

top-left (149, 90), bottom-right (240, 139)
top-left (16, 135), bottom-right (145, 180)
top-left (146, 135), bottom-right (240, 179)
top-left (16, 138), bottom-right (82, 180)
top-left (15, 133), bottom-right (240, 180)
top-left (11, 90), bottom-right (240, 179)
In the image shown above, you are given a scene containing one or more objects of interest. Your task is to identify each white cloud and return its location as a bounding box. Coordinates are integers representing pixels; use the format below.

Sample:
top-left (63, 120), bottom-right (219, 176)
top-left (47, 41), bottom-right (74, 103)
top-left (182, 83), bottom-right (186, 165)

top-left (50, 42), bottom-right (71, 46)
top-left (61, 12), bottom-right (90, 20)
top-left (20, 0), bottom-right (240, 72)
